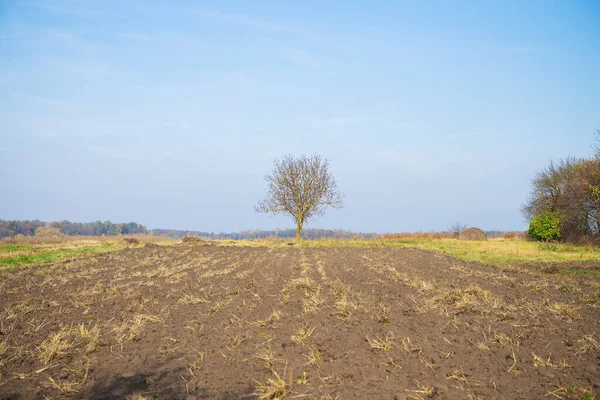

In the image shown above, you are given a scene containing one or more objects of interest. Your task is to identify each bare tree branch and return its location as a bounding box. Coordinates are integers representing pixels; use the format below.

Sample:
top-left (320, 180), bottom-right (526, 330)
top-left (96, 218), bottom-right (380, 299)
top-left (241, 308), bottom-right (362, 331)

top-left (449, 222), bottom-right (467, 238)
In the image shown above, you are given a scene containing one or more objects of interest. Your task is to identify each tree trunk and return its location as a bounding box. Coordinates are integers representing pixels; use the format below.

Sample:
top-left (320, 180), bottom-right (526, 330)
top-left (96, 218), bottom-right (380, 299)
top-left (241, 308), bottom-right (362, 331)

top-left (296, 222), bottom-right (303, 241)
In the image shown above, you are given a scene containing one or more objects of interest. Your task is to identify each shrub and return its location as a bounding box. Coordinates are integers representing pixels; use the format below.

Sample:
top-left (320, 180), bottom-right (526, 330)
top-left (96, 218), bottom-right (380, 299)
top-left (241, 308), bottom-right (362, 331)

top-left (34, 226), bottom-right (64, 238)
top-left (528, 211), bottom-right (561, 241)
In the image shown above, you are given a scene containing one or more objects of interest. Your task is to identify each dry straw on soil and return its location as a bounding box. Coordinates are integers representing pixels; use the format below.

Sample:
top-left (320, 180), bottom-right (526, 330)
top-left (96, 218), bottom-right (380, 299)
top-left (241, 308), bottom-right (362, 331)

top-left (181, 236), bottom-right (211, 245)
top-left (1, 236), bottom-right (599, 399)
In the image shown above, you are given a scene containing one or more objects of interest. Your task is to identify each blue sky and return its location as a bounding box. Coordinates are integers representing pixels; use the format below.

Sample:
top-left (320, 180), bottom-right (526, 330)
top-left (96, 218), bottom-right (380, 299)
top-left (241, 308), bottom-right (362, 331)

top-left (1, 1), bottom-right (599, 233)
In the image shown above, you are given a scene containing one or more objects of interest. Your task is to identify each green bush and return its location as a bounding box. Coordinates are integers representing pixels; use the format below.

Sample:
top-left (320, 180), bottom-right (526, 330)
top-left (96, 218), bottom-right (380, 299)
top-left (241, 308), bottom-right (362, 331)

top-left (528, 211), bottom-right (561, 241)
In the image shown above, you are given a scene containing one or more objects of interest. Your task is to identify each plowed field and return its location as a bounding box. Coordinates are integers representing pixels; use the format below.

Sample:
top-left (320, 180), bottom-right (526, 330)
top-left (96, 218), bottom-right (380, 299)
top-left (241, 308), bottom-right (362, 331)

top-left (1, 244), bottom-right (598, 399)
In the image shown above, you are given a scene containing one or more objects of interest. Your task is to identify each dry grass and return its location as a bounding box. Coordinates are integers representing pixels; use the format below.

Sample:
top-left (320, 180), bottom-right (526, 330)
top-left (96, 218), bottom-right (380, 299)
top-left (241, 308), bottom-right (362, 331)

top-left (114, 313), bottom-right (163, 343)
top-left (255, 347), bottom-right (277, 369)
top-left (368, 333), bottom-right (394, 351)
top-left (531, 352), bottom-right (565, 369)
top-left (284, 276), bottom-right (318, 293)
top-left (178, 292), bottom-right (210, 305)
top-left (126, 395), bottom-right (155, 400)
top-left (400, 337), bottom-right (423, 354)
top-left (389, 237), bottom-right (600, 265)
top-left (291, 324), bottom-right (315, 346)
top-left (187, 350), bottom-right (206, 376)
top-left (251, 311), bottom-right (283, 328)
top-left (304, 347), bottom-right (323, 368)
top-left (254, 368), bottom-right (292, 400)
top-left (546, 301), bottom-right (581, 322)
top-left (435, 284), bottom-right (505, 315)
top-left (0, 339), bottom-right (8, 372)
top-left (1, 234), bottom-right (174, 246)
top-left (47, 361), bottom-right (90, 394)
top-left (375, 303), bottom-right (391, 324)
top-left (407, 380), bottom-right (437, 400)
top-left (545, 385), bottom-right (595, 399)
top-left (334, 296), bottom-right (352, 320)
top-left (384, 232), bottom-right (453, 240)
top-left (446, 368), bottom-right (468, 384)
top-left (575, 334), bottom-right (599, 355)
top-left (228, 334), bottom-right (246, 349)
top-left (38, 326), bottom-right (75, 365)
top-left (78, 323), bottom-right (100, 354)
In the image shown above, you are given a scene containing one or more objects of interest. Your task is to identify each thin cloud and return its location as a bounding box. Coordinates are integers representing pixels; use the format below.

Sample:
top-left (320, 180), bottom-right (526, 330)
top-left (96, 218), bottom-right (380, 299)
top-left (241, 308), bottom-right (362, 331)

top-left (445, 132), bottom-right (496, 138)
top-left (496, 47), bottom-right (543, 54)
top-left (45, 29), bottom-right (106, 53)
top-left (281, 49), bottom-right (319, 68)
top-left (18, 0), bottom-right (108, 19)
top-left (9, 91), bottom-right (79, 109)
top-left (315, 116), bottom-right (374, 128)
top-left (116, 33), bottom-right (154, 41)
top-left (58, 62), bottom-right (110, 79)
top-left (115, 31), bottom-right (210, 49)
top-left (193, 8), bottom-right (297, 33)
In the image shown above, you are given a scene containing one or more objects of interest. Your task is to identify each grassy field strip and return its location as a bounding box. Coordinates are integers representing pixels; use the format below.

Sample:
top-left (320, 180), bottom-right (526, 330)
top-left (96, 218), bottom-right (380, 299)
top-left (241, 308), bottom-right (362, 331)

top-left (0, 243), bottom-right (118, 271)
top-left (405, 239), bottom-right (600, 263)
top-left (224, 237), bottom-right (600, 261)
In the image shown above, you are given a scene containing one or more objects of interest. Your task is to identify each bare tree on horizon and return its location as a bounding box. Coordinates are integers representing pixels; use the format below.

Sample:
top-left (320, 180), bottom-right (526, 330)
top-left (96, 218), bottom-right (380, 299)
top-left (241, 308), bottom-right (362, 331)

top-left (449, 222), bottom-right (468, 238)
top-left (255, 154), bottom-right (344, 241)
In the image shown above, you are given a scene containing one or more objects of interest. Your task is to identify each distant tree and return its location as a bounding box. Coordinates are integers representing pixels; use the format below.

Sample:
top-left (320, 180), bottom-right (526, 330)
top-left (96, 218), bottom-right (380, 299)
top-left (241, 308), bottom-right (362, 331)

top-left (255, 154), bottom-right (344, 241)
top-left (34, 226), bottom-right (64, 238)
top-left (449, 222), bottom-right (467, 238)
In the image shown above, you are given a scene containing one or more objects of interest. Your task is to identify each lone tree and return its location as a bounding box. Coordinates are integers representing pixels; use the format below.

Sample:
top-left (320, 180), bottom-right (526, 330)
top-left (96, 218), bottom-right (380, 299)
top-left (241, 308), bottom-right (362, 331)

top-left (448, 222), bottom-right (467, 238)
top-left (255, 154), bottom-right (343, 241)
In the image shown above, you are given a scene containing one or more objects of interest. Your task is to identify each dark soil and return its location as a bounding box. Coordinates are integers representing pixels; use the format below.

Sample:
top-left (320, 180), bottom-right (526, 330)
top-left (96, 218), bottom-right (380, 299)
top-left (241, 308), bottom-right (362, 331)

top-left (0, 246), bottom-right (598, 399)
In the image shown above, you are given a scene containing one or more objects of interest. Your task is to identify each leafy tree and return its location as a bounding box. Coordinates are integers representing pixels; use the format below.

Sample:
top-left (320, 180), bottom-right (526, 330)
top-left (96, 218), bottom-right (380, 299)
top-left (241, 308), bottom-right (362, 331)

top-left (255, 154), bottom-right (343, 241)
top-left (528, 210), bottom-right (562, 241)
top-left (523, 153), bottom-right (600, 242)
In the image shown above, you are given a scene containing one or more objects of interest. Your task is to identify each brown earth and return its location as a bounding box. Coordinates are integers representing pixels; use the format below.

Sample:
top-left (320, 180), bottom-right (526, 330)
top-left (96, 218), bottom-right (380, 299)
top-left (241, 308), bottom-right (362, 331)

top-left (0, 245), bottom-right (599, 399)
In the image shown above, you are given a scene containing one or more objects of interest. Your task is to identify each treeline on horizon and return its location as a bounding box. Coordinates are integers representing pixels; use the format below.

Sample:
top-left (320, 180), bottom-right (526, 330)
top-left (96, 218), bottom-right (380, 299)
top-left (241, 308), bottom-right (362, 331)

top-left (0, 220), bottom-right (377, 240)
top-left (152, 228), bottom-right (377, 240)
top-left (0, 220), bottom-right (149, 238)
